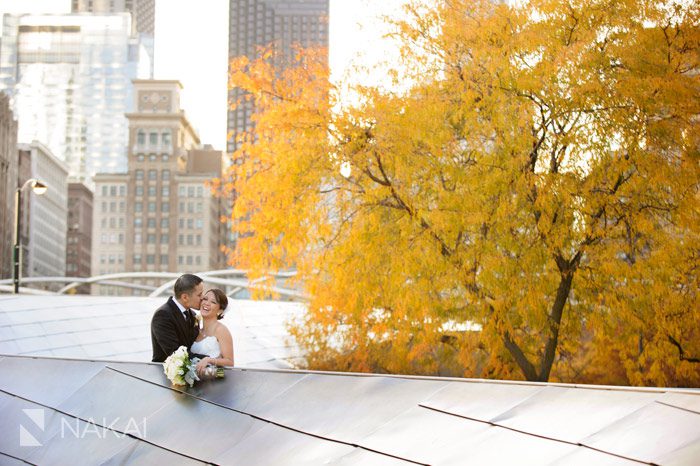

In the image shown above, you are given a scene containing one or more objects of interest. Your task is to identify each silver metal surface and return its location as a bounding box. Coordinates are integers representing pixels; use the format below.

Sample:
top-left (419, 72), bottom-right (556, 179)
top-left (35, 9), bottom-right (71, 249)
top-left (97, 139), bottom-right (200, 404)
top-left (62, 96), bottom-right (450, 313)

top-left (0, 354), bottom-right (699, 465)
top-left (489, 385), bottom-right (659, 443)
top-left (582, 402), bottom-right (700, 464)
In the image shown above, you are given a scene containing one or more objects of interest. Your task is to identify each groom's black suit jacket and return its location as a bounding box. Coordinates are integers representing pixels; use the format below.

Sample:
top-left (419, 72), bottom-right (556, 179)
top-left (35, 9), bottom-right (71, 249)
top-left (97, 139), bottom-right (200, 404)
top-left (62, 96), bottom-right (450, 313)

top-left (151, 296), bottom-right (207, 362)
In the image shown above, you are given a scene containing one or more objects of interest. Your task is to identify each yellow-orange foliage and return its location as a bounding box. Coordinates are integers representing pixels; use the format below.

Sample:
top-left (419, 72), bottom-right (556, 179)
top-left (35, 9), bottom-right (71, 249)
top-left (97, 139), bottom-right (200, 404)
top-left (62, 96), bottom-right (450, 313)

top-left (220, 0), bottom-right (700, 385)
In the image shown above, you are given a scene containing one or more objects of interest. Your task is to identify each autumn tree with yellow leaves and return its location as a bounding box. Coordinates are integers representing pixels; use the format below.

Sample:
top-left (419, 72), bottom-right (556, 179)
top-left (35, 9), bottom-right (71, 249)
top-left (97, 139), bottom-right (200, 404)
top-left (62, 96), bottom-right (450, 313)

top-left (217, 0), bottom-right (700, 385)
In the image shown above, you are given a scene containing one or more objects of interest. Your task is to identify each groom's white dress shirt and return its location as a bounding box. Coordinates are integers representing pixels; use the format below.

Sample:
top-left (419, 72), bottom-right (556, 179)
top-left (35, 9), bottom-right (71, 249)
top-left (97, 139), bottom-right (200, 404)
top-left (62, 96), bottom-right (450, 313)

top-left (173, 297), bottom-right (190, 321)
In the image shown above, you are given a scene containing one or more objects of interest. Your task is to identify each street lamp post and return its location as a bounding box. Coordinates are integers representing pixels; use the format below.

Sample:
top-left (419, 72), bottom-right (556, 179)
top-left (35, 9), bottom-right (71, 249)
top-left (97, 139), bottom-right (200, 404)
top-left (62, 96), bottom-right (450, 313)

top-left (13, 178), bottom-right (47, 294)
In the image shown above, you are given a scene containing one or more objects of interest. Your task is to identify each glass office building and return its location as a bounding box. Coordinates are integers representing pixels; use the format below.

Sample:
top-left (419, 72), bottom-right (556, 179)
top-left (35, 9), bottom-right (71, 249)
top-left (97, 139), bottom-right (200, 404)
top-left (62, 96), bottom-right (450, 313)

top-left (0, 13), bottom-right (151, 183)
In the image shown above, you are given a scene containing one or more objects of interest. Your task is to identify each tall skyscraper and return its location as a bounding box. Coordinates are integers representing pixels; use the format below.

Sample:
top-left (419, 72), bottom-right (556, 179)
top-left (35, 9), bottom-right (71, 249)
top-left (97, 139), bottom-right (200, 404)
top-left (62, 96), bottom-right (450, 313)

top-left (71, 0), bottom-right (155, 77)
top-left (227, 0), bottom-right (329, 154)
top-left (0, 12), bottom-right (152, 184)
top-left (92, 80), bottom-right (226, 294)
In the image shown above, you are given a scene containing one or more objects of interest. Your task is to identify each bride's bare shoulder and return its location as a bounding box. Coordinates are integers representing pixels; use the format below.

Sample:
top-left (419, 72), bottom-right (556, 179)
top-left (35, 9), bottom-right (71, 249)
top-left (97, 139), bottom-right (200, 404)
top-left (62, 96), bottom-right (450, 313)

top-left (215, 322), bottom-right (232, 338)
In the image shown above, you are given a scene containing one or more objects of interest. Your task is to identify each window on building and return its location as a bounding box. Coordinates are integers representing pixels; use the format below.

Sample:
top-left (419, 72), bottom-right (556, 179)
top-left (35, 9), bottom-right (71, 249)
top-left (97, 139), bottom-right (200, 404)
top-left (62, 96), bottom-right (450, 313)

top-left (160, 254), bottom-right (169, 265)
top-left (119, 186), bottom-right (125, 196)
top-left (137, 130), bottom-right (145, 146)
top-left (101, 218), bottom-right (107, 228)
top-left (148, 169), bottom-right (157, 181)
top-left (146, 254), bottom-right (155, 264)
top-left (197, 186), bottom-right (203, 197)
top-left (134, 233), bottom-right (142, 244)
top-left (195, 256), bottom-right (201, 266)
top-left (160, 233), bottom-right (169, 244)
top-left (188, 187), bottom-right (194, 197)
top-left (134, 218), bottom-right (142, 227)
top-left (135, 202), bottom-right (142, 213)
top-left (147, 234), bottom-right (156, 244)
top-left (137, 154), bottom-right (145, 162)
top-left (179, 186), bottom-right (185, 196)
top-left (147, 218), bottom-right (156, 228)
top-left (110, 202), bottom-right (116, 212)
top-left (109, 218), bottom-right (115, 228)
top-left (161, 218), bottom-right (169, 229)
top-left (178, 256), bottom-right (183, 265)
top-left (119, 218), bottom-right (124, 228)
top-left (101, 186), bottom-right (108, 196)
top-left (187, 219), bottom-right (193, 229)
top-left (136, 186), bottom-right (143, 196)
top-left (196, 203), bottom-right (202, 213)
top-left (178, 234), bottom-right (183, 245)
top-left (133, 254), bottom-right (142, 264)
top-left (162, 154), bottom-right (169, 162)
top-left (186, 256), bottom-right (193, 265)
top-left (162, 186), bottom-right (169, 197)
top-left (135, 169), bottom-right (144, 180)
top-left (162, 202), bottom-right (169, 213)
top-left (162, 131), bottom-right (171, 146)
top-left (148, 186), bottom-right (156, 197)
top-left (110, 186), bottom-right (117, 196)
top-left (196, 235), bottom-right (201, 245)
top-left (187, 234), bottom-right (193, 245)
top-left (119, 201), bottom-right (125, 212)
top-left (149, 132), bottom-right (158, 146)
top-left (148, 202), bottom-right (156, 212)
top-left (162, 169), bottom-right (170, 181)
top-left (149, 154), bottom-right (157, 162)
top-left (195, 219), bottom-right (203, 229)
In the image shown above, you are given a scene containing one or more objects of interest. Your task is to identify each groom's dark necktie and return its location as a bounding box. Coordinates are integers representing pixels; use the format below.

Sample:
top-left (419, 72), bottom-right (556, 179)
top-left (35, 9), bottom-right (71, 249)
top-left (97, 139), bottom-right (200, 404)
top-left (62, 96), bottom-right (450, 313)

top-left (184, 309), bottom-right (192, 325)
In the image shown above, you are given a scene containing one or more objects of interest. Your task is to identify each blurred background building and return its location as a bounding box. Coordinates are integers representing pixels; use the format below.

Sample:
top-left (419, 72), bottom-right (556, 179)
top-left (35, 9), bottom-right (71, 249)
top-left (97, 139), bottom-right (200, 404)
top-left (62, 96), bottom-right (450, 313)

top-left (66, 181), bottom-right (93, 292)
top-left (0, 93), bottom-right (17, 280)
top-left (227, 0), bottom-right (329, 154)
top-left (17, 141), bottom-right (68, 284)
top-left (0, 11), bottom-right (152, 184)
top-left (71, 0), bottom-right (155, 77)
top-left (92, 80), bottom-right (226, 294)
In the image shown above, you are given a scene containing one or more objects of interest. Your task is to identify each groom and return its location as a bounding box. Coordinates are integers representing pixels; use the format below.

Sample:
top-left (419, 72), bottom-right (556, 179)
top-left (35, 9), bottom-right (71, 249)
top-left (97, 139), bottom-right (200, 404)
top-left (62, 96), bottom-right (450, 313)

top-left (151, 273), bottom-right (208, 362)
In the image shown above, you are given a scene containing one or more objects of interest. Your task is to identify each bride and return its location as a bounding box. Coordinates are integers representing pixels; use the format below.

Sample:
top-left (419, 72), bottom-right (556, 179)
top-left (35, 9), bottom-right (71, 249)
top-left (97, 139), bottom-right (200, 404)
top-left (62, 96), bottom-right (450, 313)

top-left (191, 288), bottom-right (234, 375)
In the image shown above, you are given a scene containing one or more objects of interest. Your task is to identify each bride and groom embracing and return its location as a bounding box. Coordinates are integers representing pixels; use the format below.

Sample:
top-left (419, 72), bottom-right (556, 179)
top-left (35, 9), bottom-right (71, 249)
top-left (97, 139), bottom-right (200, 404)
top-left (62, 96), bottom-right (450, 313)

top-left (150, 273), bottom-right (234, 376)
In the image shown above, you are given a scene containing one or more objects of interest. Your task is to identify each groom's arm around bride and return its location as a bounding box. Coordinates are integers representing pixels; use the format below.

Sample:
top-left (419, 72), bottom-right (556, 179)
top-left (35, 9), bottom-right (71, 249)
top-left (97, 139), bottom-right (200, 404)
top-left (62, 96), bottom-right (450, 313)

top-left (151, 273), bottom-right (208, 362)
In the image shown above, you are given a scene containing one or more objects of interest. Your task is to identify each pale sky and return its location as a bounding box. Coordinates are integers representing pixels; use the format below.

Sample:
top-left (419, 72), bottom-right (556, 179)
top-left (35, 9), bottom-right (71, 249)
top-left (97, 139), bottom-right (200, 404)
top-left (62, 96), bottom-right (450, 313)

top-left (0, 0), bottom-right (410, 152)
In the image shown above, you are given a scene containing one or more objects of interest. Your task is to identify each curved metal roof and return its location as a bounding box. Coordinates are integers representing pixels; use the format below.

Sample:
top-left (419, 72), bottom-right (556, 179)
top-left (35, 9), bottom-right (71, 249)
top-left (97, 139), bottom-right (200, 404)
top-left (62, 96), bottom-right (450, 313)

top-left (0, 354), bottom-right (698, 465)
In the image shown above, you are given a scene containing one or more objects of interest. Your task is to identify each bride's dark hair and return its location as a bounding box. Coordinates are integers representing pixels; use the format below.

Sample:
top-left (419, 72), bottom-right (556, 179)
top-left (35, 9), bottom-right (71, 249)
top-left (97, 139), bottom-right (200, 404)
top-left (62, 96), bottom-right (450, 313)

top-left (207, 288), bottom-right (229, 320)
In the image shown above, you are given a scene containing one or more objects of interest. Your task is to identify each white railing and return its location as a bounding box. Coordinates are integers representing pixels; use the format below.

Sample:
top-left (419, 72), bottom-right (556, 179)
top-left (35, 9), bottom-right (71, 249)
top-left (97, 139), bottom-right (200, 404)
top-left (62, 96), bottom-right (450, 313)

top-left (0, 269), bottom-right (304, 299)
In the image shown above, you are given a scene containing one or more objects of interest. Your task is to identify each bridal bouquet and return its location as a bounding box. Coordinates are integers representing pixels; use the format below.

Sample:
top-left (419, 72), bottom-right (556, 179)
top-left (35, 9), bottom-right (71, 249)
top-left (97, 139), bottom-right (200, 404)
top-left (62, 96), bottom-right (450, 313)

top-left (163, 346), bottom-right (225, 387)
top-left (163, 346), bottom-right (199, 387)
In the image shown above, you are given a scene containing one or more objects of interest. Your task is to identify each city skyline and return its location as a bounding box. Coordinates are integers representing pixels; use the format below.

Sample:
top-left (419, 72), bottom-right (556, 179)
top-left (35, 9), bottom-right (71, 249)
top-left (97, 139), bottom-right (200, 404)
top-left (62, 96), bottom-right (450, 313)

top-left (0, 0), bottom-right (412, 153)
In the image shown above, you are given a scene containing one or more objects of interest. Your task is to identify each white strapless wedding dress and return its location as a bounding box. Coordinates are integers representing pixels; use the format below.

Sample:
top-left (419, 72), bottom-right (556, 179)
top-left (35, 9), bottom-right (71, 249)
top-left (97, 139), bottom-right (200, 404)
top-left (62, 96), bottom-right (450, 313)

top-left (191, 336), bottom-right (221, 358)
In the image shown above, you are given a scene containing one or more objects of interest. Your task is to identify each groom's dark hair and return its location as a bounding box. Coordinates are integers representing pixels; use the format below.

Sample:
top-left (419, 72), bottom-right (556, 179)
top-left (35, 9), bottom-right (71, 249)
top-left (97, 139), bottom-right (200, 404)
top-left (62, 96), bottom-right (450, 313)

top-left (174, 274), bottom-right (203, 299)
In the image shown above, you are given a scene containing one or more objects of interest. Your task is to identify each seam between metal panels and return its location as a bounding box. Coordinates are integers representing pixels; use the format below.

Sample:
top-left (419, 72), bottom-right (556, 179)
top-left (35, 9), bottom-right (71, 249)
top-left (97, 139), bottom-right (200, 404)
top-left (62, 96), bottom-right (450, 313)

top-left (106, 365), bottom-right (428, 465)
top-left (0, 450), bottom-right (37, 465)
top-left (654, 400), bottom-right (700, 416)
top-left (418, 403), bottom-right (654, 466)
top-left (0, 388), bottom-right (213, 466)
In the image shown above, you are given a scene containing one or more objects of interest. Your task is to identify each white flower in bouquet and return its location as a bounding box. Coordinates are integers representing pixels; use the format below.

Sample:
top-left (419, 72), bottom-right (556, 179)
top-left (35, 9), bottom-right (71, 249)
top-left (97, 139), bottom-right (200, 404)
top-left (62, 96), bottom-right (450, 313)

top-left (163, 345), bottom-right (199, 387)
